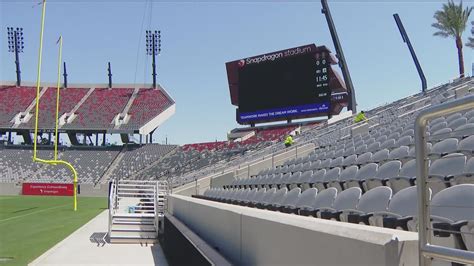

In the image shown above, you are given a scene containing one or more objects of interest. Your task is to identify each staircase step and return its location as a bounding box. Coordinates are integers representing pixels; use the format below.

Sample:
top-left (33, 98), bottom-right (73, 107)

top-left (111, 227), bottom-right (156, 232)
top-left (113, 213), bottom-right (155, 218)
top-left (110, 231), bottom-right (157, 239)
top-left (118, 188), bottom-right (155, 192)
top-left (109, 236), bottom-right (158, 244)
top-left (113, 220), bottom-right (155, 225)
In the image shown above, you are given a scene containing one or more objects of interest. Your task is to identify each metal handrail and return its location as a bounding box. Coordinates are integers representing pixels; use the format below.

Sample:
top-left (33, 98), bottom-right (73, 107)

top-left (415, 95), bottom-right (474, 266)
top-left (108, 179), bottom-right (116, 236)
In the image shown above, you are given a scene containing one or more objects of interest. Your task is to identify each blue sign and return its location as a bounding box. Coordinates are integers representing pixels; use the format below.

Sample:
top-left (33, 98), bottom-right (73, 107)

top-left (238, 102), bottom-right (330, 122)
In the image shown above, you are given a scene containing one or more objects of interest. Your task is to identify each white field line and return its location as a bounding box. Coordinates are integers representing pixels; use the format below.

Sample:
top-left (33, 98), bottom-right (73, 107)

top-left (0, 203), bottom-right (69, 224)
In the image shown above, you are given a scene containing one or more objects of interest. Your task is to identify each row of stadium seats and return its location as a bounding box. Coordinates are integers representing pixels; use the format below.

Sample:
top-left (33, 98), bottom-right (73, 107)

top-left (0, 86), bottom-right (36, 127)
top-left (228, 153), bottom-right (474, 194)
top-left (0, 85), bottom-right (174, 130)
top-left (198, 184), bottom-right (474, 253)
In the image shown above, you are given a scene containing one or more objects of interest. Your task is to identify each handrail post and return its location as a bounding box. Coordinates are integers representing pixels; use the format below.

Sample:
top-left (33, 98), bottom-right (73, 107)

top-left (415, 95), bottom-right (474, 265)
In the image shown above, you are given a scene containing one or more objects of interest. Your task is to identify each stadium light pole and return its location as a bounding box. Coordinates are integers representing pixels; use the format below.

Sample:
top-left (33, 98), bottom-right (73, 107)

top-left (321, 0), bottom-right (357, 114)
top-left (63, 62), bottom-right (68, 88)
top-left (393, 14), bottom-right (427, 93)
top-left (6, 27), bottom-right (24, 87)
top-left (146, 30), bottom-right (161, 89)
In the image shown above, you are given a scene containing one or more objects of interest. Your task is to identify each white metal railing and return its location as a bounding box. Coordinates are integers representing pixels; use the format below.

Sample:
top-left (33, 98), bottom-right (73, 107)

top-left (108, 179), bottom-right (116, 236)
top-left (415, 95), bottom-right (474, 265)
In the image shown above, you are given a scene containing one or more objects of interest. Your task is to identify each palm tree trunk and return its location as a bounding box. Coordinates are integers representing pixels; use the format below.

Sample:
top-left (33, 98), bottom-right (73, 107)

top-left (456, 36), bottom-right (465, 78)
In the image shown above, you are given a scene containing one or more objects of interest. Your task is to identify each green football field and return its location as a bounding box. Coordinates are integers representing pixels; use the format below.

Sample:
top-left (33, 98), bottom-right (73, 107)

top-left (0, 196), bottom-right (107, 266)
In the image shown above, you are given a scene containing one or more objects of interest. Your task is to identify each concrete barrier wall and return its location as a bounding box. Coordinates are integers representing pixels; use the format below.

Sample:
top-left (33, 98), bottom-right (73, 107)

top-left (0, 182), bottom-right (108, 197)
top-left (169, 195), bottom-right (418, 266)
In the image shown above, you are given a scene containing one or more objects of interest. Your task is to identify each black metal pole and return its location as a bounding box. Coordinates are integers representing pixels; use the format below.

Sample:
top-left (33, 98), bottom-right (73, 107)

top-left (393, 14), bottom-right (427, 93)
top-left (108, 62), bottom-right (112, 88)
top-left (321, 0), bottom-right (356, 114)
top-left (63, 62), bottom-right (68, 88)
top-left (152, 34), bottom-right (157, 89)
top-left (14, 31), bottom-right (21, 87)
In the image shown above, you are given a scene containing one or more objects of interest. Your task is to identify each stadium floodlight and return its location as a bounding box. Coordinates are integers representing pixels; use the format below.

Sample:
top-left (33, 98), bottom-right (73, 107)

top-left (6, 26), bottom-right (24, 86)
top-left (145, 30), bottom-right (161, 89)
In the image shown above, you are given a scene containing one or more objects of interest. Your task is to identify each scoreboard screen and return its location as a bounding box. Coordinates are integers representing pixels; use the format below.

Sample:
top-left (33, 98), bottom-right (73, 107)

top-left (236, 49), bottom-right (331, 123)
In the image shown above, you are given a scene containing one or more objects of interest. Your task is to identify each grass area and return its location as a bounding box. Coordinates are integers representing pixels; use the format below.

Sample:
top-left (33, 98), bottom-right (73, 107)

top-left (0, 196), bottom-right (106, 266)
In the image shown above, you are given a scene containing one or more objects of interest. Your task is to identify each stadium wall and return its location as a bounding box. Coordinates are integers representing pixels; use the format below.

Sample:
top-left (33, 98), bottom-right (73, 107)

top-left (0, 182), bottom-right (108, 197)
top-left (168, 194), bottom-right (419, 266)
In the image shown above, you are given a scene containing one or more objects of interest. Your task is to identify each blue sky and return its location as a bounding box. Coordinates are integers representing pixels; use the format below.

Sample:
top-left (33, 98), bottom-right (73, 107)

top-left (1, 0), bottom-right (473, 145)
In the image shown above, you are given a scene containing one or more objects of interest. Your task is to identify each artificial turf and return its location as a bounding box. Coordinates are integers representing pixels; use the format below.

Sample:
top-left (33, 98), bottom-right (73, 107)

top-left (0, 196), bottom-right (106, 266)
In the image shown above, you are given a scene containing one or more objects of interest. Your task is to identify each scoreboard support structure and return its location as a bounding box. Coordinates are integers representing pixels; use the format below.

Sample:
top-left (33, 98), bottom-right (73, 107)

top-left (321, 0), bottom-right (357, 114)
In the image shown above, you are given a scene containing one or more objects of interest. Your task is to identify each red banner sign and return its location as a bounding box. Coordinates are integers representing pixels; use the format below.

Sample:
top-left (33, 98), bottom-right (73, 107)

top-left (22, 183), bottom-right (74, 196)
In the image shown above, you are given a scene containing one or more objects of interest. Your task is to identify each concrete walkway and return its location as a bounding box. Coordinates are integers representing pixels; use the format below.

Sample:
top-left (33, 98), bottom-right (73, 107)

top-left (29, 210), bottom-right (168, 266)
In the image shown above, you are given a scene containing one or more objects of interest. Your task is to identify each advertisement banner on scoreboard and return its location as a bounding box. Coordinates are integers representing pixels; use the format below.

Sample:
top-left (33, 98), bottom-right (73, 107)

top-left (22, 183), bottom-right (74, 196)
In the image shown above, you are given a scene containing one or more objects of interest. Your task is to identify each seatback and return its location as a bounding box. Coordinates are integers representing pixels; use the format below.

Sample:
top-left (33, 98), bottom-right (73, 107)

top-left (356, 186), bottom-right (392, 213)
top-left (354, 163), bottom-right (378, 181)
top-left (269, 188), bottom-right (288, 205)
top-left (430, 184), bottom-right (474, 221)
top-left (298, 170), bottom-right (313, 184)
top-left (399, 159), bottom-right (417, 178)
top-left (252, 188), bottom-right (267, 203)
top-left (322, 167), bottom-right (341, 182)
top-left (246, 188), bottom-right (259, 202)
top-left (312, 187), bottom-right (338, 209)
top-left (375, 160), bottom-right (401, 179)
top-left (260, 188), bottom-right (276, 204)
top-left (458, 135), bottom-right (474, 153)
top-left (356, 152), bottom-right (372, 165)
top-left (429, 153), bottom-right (466, 177)
top-left (329, 156), bottom-right (344, 168)
top-left (332, 187), bottom-right (362, 211)
top-left (342, 154), bottom-right (357, 166)
top-left (280, 188), bottom-right (301, 206)
top-left (309, 169), bottom-right (327, 184)
top-left (431, 138), bottom-right (458, 155)
top-left (388, 186), bottom-right (431, 217)
top-left (389, 146), bottom-right (409, 160)
top-left (371, 149), bottom-right (389, 163)
top-left (295, 188), bottom-right (318, 208)
top-left (339, 165), bottom-right (359, 183)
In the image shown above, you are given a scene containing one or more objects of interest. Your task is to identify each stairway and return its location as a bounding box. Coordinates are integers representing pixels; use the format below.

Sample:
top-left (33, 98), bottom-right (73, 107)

top-left (108, 180), bottom-right (168, 244)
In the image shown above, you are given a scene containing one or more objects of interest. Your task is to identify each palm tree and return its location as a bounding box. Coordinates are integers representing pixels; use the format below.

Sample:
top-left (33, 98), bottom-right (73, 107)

top-left (467, 21), bottom-right (474, 48)
top-left (432, 0), bottom-right (472, 78)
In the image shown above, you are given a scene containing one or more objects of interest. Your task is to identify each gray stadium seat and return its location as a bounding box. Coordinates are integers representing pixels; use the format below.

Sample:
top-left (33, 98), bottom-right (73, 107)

top-left (447, 117), bottom-right (467, 129)
top-left (356, 152), bottom-right (372, 165)
top-left (318, 187), bottom-right (362, 220)
top-left (428, 153), bottom-right (466, 194)
top-left (346, 163), bottom-right (378, 191)
top-left (288, 172), bottom-right (302, 189)
top-left (451, 157), bottom-right (474, 185)
top-left (430, 184), bottom-right (474, 253)
top-left (366, 160), bottom-right (401, 190)
top-left (255, 188), bottom-right (277, 209)
top-left (339, 186), bottom-right (392, 224)
top-left (296, 170), bottom-right (314, 190)
top-left (263, 188), bottom-right (288, 210)
top-left (387, 159), bottom-right (418, 193)
top-left (340, 154), bottom-right (356, 166)
top-left (370, 149), bottom-right (389, 163)
top-left (316, 167), bottom-right (340, 191)
top-left (248, 188), bottom-right (267, 207)
top-left (330, 165), bottom-right (358, 192)
top-left (272, 187), bottom-right (301, 211)
top-left (298, 187), bottom-right (337, 217)
top-left (285, 187), bottom-right (318, 214)
top-left (452, 123), bottom-right (474, 138)
top-left (429, 138), bottom-right (458, 159)
top-left (388, 146), bottom-right (410, 161)
top-left (457, 135), bottom-right (474, 155)
top-left (369, 186), bottom-right (431, 230)
top-left (329, 156), bottom-right (344, 168)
